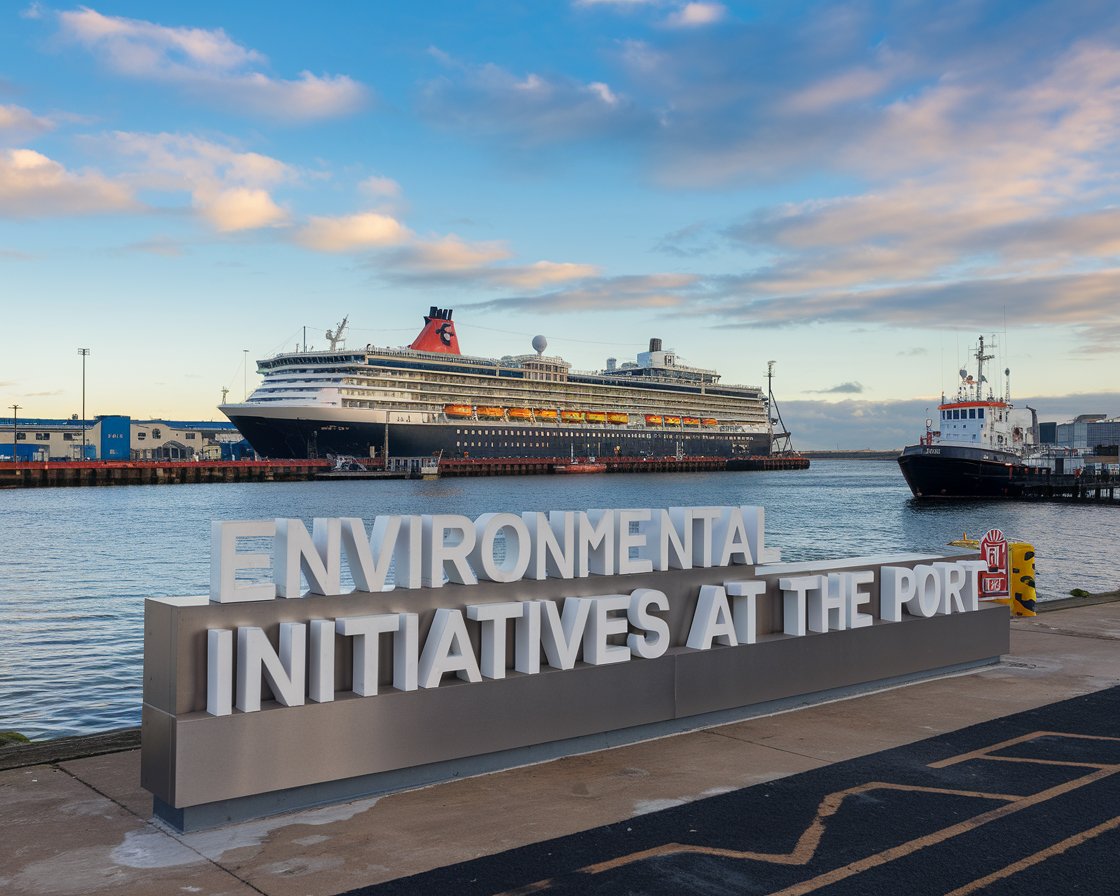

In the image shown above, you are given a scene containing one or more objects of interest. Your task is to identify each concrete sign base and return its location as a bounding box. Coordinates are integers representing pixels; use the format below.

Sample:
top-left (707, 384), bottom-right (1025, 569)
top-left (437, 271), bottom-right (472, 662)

top-left (142, 554), bottom-right (1009, 832)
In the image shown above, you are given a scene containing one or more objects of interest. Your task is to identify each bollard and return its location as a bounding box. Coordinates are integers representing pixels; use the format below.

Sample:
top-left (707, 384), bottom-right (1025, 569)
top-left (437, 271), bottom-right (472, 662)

top-left (1010, 542), bottom-right (1037, 616)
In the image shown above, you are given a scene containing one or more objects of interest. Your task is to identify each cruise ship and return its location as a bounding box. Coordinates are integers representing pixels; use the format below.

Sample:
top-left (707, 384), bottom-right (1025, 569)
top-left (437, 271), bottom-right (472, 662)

top-left (220, 308), bottom-right (776, 461)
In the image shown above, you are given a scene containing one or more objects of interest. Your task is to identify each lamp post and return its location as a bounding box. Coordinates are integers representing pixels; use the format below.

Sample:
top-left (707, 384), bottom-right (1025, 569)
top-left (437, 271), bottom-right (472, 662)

top-left (78, 348), bottom-right (90, 458)
top-left (243, 349), bottom-right (249, 400)
top-left (9, 404), bottom-right (20, 463)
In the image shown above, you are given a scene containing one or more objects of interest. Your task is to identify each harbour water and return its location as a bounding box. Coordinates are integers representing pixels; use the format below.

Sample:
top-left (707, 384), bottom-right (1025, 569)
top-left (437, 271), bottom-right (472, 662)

top-left (2, 459), bottom-right (1118, 740)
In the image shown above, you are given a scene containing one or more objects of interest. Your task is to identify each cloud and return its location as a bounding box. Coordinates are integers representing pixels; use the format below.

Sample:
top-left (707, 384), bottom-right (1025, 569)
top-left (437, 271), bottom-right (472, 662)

top-left (663, 3), bottom-right (727, 29)
top-left (390, 255), bottom-right (601, 290)
top-left (780, 398), bottom-right (921, 450)
top-left (784, 392), bottom-right (1120, 450)
top-left (109, 132), bottom-right (291, 188)
top-left (418, 2), bottom-right (1120, 205)
top-left (653, 222), bottom-right (718, 257)
top-left (469, 272), bottom-right (701, 313)
top-left (585, 8), bottom-right (1120, 193)
top-left (810, 382), bottom-right (866, 395)
top-left (489, 261), bottom-right (601, 289)
top-left (295, 211), bottom-right (411, 252)
top-left (279, 168), bottom-right (597, 288)
top-left (424, 7), bottom-right (900, 168)
top-left (394, 235), bottom-right (511, 272)
top-left (294, 207), bottom-right (600, 288)
top-left (707, 267), bottom-right (1120, 333)
top-left (56, 7), bottom-right (367, 122)
top-left (786, 67), bottom-right (894, 113)
top-left (419, 53), bottom-right (651, 145)
top-left (0, 104), bottom-right (54, 138)
top-left (459, 255), bottom-right (1120, 350)
top-left (115, 237), bottom-right (184, 257)
top-left (573, 0), bottom-right (725, 26)
top-left (108, 132), bottom-right (292, 231)
top-left (378, 236), bottom-right (593, 289)
top-left (574, 0), bottom-right (657, 7)
top-left (0, 148), bottom-right (136, 217)
top-left (196, 186), bottom-right (287, 232)
top-left (693, 38), bottom-right (1120, 343)
top-left (359, 176), bottom-right (402, 200)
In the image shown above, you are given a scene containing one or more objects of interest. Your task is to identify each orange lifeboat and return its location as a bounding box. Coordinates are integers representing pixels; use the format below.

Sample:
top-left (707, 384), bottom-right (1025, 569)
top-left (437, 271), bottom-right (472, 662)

top-left (560, 410), bottom-right (585, 423)
top-left (665, 416), bottom-right (681, 426)
top-left (586, 411), bottom-right (607, 424)
top-left (683, 417), bottom-right (700, 427)
top-left (608, 413), bottom-right (629, 425)
top-left (644, 414), bottom-right (663, 426)
top-left (535, 408), bottom-right (558, 421)
top-left (702, 418), bottom-right (718, 428)
top-left (508, 407), bottom-right (532, 421)
top-left (476, 406), bottom-right (504, 419)
top-left (444, 404), bottom-right (473, 418)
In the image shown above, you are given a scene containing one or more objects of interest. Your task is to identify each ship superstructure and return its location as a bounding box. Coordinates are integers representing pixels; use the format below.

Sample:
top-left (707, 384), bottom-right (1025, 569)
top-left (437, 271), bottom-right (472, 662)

top-left (220, 307), bottom-right (775, 461)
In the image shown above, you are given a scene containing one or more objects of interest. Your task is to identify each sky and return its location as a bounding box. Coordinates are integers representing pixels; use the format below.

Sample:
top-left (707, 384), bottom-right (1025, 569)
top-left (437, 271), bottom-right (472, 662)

top-left (1, 0), bottom-right (1118, 449)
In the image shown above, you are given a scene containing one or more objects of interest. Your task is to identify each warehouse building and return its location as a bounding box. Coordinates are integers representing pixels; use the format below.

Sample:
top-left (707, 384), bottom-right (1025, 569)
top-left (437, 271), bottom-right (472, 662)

top-left (0, 415), bottom-right (249, 462)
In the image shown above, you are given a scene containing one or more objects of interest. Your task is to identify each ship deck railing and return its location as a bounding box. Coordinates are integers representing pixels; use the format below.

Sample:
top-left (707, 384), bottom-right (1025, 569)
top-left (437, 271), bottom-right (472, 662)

top-left (437, 413), bottom-right (765, 431)
top-left (272, 343), bottom-right (764, 393)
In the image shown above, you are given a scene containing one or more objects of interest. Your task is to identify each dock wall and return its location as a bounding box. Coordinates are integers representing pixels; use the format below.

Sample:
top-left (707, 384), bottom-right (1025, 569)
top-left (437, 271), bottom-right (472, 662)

top-left (0, 455), bottom-right (809, 487)
top-left (436, 455), bottom-right (810, 477)
top-left (0, 459), bottom-right (332, 489)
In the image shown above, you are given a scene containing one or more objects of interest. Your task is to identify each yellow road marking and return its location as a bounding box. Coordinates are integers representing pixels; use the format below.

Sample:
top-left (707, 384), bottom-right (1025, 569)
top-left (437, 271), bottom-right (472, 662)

top-left (495, 731), bottom-right (1120, 896)
top-left (943, 815), bottom-right (1120, 896)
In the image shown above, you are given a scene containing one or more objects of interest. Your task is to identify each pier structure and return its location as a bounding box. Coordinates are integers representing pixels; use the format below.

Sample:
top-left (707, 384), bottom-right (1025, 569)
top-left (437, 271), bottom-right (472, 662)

top-left (383, 454), bottom-right (810, 477)
top-left (0, 458), bottom-right (331, 489)
top-left (1015, 466), bottom-right (1119, 503)
top-left (0, 454), bottom-right (810, 487)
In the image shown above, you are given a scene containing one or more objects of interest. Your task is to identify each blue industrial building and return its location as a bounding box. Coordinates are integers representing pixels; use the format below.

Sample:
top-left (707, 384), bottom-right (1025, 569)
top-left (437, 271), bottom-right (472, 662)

top-left (0, 415), bottom-right (248, 461)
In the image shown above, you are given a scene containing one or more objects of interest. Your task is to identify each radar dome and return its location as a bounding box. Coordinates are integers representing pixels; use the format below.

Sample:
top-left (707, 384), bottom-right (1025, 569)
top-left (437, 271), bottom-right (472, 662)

top-left (532, 335), bottom-right (548, 355)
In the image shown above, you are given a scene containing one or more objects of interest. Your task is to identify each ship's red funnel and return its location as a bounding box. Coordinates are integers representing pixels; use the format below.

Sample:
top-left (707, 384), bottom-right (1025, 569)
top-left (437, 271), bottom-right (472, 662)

top-left (409, 306), bottom-right (461, 354)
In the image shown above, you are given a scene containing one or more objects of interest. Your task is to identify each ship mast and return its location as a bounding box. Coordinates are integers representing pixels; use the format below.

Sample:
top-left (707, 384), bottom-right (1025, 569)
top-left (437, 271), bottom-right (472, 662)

top-left (975, 336), bottom-right (994, 401)
top-left (767, 360), bottom-right (794, 454)
top-left (325, 316), bottom-right (349, 351)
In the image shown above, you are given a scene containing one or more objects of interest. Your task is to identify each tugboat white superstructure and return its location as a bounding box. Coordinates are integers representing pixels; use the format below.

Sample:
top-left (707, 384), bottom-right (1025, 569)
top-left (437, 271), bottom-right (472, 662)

top-left (221, 307), bottom-right (775, 462)
top-left (898, 336), bottom-right (1042, 498)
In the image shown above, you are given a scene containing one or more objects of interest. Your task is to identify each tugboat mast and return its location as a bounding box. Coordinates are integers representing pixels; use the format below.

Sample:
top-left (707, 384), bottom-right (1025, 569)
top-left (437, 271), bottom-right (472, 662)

top-left (975, 336), bottom-right (994, 401)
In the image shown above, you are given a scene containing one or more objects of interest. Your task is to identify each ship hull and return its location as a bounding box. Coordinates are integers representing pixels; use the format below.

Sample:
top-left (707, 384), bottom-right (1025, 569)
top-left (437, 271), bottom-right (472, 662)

top-left (224, 411), bottom-right (771, 462)
top-left (897, 444), bottom-right (1025, 498)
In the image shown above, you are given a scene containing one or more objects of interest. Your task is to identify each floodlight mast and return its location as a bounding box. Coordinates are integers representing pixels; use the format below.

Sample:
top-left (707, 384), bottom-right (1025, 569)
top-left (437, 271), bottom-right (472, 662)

top-left (78, 348), bottom-right (90, 456)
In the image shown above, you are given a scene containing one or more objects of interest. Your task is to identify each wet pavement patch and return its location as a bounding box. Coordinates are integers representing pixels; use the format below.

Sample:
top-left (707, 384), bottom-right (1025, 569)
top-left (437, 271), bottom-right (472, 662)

top-left (345, 686), bottom-right (1120, 896)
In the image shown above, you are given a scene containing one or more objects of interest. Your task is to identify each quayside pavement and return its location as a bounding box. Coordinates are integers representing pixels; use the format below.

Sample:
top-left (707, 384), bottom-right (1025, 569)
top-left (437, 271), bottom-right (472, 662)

top-left (1, 598), bottom-right (1118, 896)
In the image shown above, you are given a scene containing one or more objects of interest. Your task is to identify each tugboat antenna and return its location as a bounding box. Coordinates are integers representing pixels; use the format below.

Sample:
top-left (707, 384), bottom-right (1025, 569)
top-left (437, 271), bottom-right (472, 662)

top-left (975, 336), bottom-right (995, 401)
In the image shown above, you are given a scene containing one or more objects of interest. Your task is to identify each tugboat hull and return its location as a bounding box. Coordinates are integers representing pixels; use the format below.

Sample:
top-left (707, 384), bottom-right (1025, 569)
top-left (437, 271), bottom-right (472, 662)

top-left (898, 445), bottom-right (1024, 498)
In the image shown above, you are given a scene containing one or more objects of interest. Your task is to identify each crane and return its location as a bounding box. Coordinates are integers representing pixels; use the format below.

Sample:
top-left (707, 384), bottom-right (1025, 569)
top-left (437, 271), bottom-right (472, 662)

top-left (325, 315), bottom-right (349, 351)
